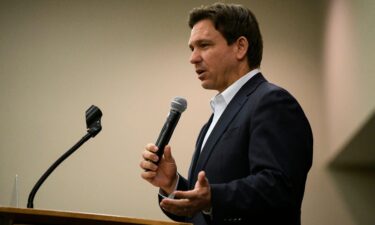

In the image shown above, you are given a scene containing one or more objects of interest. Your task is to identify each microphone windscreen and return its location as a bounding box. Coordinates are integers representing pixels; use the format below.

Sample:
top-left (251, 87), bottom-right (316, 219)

top-left (171, 97), bottom-right (187, 113)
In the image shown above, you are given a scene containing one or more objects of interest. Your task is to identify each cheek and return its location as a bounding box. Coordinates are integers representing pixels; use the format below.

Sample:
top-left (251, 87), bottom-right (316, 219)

top-left (203, 51), bottom-right (222, 70)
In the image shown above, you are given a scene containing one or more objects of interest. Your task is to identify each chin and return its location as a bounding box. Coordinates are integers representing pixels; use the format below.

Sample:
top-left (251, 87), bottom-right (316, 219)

top-left (201, 84), bottom-right (217, 91)
top-left (200, 82), bottom-right (211, 89)
top-left (200, 80), bottom-right (218, 91)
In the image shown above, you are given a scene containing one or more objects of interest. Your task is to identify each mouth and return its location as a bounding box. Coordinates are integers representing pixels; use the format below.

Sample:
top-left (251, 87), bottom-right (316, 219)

top-left (196, 69), bottom-right (206, 79)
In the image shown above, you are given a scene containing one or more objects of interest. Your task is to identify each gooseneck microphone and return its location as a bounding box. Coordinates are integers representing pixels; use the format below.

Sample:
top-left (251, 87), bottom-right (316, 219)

top-left (27, 105), bottom-right (102, 208)
top-left (154, 97), bottom-right (187, 164)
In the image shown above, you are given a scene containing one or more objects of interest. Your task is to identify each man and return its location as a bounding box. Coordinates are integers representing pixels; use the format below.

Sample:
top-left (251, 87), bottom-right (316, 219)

top-left (140, 3), bottom-right (313, 225)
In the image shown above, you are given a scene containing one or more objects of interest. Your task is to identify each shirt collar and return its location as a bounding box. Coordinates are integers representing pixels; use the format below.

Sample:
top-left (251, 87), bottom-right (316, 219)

top-left (210, 68), bottom-right (260, 112)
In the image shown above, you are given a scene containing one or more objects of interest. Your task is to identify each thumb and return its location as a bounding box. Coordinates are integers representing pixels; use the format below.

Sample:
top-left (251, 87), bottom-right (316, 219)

top-left (197, 171), bottom-right (209, 188)
top-left (163, 145), bottom-right (174, 162)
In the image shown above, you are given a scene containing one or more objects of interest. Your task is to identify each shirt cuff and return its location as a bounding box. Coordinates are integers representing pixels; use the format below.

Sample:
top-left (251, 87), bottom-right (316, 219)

top-left (202, 207), bottom-right (213, 220)
top-left (158, 174), bottom-right (180, 199)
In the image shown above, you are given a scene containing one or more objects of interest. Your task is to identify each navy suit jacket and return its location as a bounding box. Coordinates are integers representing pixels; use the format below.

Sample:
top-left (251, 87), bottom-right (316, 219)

top-left (159, 73), bottom-right (313, 225)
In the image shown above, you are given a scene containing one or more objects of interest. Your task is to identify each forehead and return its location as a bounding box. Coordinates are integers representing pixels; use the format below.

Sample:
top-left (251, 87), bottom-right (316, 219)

top-left (188, 19), bottom-right (222, 45)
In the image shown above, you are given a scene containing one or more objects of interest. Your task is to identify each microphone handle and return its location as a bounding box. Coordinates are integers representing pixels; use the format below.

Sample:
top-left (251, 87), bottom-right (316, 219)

top-left (155, 110), bottom-right (181, 163)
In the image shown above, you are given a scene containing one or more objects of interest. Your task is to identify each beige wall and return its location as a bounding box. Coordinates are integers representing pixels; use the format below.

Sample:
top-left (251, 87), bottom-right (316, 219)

top-left (0, 1), bottom-right (373, 224)
top-left (324, 0), bottom-right (375, 157)
top-left (322, 1), bottom-right (375, 224)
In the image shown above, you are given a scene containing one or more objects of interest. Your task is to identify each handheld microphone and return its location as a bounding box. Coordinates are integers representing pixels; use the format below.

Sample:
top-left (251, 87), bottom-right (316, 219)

top-left (154, 97), bottom-right (187, 164)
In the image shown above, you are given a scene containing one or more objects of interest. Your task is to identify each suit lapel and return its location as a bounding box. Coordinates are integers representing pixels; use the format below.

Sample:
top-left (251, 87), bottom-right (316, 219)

top-left (190, 73), bottom-right (266, 185)
top-left (188, 114), bottom-right (213, 183)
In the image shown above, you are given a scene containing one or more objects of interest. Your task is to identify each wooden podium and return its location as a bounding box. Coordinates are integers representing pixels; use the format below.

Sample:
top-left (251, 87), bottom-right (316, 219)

top-left (0, 207), bottom-right (191, 225)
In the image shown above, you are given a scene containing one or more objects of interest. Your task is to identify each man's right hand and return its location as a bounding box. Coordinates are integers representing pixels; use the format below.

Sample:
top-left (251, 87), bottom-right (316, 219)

top-left (140, 144), bottom-right (178, 195)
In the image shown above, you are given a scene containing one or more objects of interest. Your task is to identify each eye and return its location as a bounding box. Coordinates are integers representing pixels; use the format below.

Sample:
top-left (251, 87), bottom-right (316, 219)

top-left (199, 43), bottom-right (210, 48)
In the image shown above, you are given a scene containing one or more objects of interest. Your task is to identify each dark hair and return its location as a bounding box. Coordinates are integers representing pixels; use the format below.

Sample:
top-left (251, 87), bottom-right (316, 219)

top-left (188, 3), bottom-right (263, 69)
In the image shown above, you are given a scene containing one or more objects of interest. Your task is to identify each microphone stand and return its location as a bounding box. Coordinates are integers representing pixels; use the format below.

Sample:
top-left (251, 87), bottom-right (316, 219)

top-left (27, 105), bottom-right (102, 208)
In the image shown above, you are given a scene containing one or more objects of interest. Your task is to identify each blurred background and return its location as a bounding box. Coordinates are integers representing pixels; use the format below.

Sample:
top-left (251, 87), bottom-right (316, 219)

top-left (0, 0), bottom-right (374, 224)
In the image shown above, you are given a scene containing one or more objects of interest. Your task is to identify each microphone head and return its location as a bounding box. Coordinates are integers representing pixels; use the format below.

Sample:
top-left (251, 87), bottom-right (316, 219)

top-left (171, 96), bottom-right (187, 113)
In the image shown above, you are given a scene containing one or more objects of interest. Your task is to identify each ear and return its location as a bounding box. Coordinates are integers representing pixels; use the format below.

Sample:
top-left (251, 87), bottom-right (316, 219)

top-left (235, 36), bottom-right (249, 61)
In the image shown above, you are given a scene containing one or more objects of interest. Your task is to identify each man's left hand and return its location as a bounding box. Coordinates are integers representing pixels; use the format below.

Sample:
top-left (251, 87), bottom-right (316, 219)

top-left (160, 171), bottom-right (211, 217)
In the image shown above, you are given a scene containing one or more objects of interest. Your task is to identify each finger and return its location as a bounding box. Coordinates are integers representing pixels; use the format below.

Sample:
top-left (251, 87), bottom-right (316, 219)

top-left (160, 198), bottom-right (190, 210)
top-left (197, 171), bottom-right (209, 187)
top-left (140, 170), bottom-right (157, 180)
top-left (161, 206), bottom-right (190, 217)
top-left (160, 198), bottom-right (193, 217)
top-left (142, 150), bottom-right (159, 163)
top-left (161, 197), bottom-right (189, 205)
top-left (139, 158), bottom-right (158, 171)
top-left (163, 145), bottom-right (173, 162)
top-left (173, 190), bottom-right (197, 199)
top-left (145, 143), bottom-right (159, 153)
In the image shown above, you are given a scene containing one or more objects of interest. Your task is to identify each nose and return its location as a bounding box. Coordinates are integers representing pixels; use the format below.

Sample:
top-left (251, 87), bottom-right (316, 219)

top-left (189, 49), bottom-right (202, 64)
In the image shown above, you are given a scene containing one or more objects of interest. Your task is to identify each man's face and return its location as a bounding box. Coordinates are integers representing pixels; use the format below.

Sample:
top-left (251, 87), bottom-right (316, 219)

top-left (188, 19), bottom-right (238, 93)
